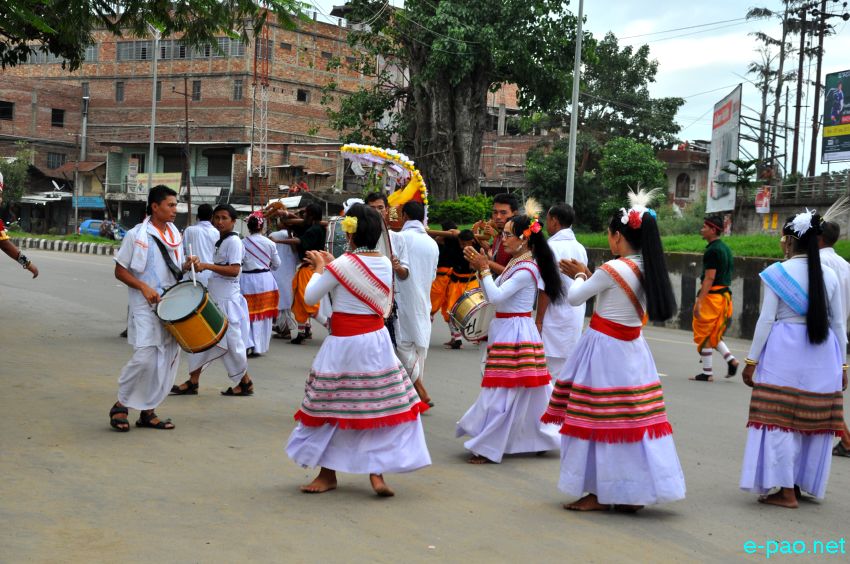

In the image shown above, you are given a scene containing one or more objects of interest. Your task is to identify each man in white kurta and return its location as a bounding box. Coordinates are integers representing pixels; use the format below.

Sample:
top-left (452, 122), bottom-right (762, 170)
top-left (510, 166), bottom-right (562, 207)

top-left (395, 202), bottom-right (439, 403)
top-left (819, 220), bottom-right (850, 456)
top-left (269, 224), bottom-right (300, 336)
top-left (536, 204), bottom-right (588, 381)
top-left (182, 203), bottom-right (218, 286)
top-left (110, 187), bottom-right (193, 431)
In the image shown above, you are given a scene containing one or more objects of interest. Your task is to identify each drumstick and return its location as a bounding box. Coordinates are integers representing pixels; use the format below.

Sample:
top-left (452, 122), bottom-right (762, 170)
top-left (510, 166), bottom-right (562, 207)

top-left (189, 243), bottom-right (197, 287)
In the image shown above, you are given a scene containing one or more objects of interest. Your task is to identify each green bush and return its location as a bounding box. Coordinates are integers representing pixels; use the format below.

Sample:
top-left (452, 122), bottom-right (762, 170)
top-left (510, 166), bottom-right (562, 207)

top-left (656, 192), bottom-right (706, 236)
top-left (428, 194), bottom-right (493, 225)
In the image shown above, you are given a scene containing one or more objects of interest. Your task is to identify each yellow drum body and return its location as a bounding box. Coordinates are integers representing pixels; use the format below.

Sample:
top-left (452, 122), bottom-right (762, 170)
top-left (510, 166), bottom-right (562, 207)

top-left (157, 281), bottom-right (228, 353)
top-left (449, 287), bottom-right (494, 342)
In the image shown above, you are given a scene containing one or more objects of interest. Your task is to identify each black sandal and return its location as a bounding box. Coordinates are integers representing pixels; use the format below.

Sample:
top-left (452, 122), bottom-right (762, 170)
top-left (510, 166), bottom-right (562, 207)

top-left (833, 442), bottom-right (850, 458)
top-left (135, 410), bottom-right (174, 430)
top-left (690, 373), bottom-right (714, 382)
top-left (109, 403), bottom-right (130, 432)
top-left (726, 360), bottom-right (739, 378)
top-left (221, 380), bottom-right (254, 396)
top-left (170, 379), bottom-right (198, 395)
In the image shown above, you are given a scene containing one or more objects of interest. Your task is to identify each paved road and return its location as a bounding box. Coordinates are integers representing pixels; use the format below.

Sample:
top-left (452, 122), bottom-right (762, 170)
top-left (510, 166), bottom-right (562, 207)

top-left (2, 250), bottom-right (848, 562)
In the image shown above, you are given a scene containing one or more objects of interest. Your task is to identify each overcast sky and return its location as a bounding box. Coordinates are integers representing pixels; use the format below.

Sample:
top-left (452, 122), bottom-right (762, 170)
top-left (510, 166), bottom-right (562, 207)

top-left (310, 1), bottom-right (849, 173)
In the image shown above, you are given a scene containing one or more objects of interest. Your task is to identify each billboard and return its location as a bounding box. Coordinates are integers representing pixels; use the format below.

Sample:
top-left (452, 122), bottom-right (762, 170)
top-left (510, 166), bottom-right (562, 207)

top-left (707, 85), bottom-right (742, 213)
top-left (822, 69), bottom-right (850, 163)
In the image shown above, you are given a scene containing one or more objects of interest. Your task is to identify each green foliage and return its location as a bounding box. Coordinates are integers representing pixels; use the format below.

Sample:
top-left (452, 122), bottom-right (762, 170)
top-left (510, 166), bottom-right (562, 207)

top-left (655, 192), bottom-right (707, 236)
top-left (7, 229), bottom-right (121, 245)
top-left (0, 142), bottom-right (36, 203)
top-left (0, 0), bottom-right (304, 71)
top-left (599, 137), bottom-right (667, 200)
top-left (428, 195), bottom-right (493, 225)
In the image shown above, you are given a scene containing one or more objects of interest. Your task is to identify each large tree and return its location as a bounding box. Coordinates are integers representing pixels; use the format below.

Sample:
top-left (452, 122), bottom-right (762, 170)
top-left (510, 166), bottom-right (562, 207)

top-left (0, 0), bottom-right (304, 71)
top-left (324, 0), bottom-right (585, 200)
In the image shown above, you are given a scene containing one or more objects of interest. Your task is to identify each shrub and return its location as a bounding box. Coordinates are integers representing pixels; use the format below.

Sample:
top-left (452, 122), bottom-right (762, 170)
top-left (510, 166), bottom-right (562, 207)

top-left (428, 194), bottom-right (493, 225)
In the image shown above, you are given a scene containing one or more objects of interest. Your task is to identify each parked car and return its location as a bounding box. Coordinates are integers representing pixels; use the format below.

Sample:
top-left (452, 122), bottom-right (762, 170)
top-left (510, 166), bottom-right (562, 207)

top-left (79, 219), bottom-right (127, 240)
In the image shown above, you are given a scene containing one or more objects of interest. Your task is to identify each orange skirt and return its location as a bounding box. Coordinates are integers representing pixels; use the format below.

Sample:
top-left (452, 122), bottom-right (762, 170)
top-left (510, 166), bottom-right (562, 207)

top-left (292, 265), bottom-right (319, 323)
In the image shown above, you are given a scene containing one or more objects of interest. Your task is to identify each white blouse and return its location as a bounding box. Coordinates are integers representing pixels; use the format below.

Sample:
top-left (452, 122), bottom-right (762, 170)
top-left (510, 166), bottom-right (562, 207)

top-left (305, 255), bottom-right (392, 315)
top-left (242, 233), bottom-right (281, 271)
top-left (481, 261), bottom-right (542, 313)
top-left (568, 256), bottom-right (646, 327)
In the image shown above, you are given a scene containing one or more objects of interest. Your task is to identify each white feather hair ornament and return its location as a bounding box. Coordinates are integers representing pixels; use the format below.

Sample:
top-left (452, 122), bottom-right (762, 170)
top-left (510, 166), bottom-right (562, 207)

top-left (822, 195), bottom-right (850, 223)
top-left (620, 186), bottom-right (663, 228)
top-left (788, 208), bottom-right (815, 237)
top-left (523, 197), bottom-right (543, 220)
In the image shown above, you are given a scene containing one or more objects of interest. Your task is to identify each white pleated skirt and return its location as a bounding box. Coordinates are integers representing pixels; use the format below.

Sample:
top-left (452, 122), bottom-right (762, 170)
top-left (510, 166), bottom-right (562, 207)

top-left (456, 385), bottom-right (560, 463)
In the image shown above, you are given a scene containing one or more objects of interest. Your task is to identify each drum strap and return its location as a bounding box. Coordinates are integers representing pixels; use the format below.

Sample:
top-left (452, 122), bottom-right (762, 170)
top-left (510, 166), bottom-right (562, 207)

top-left (151, 236), bottom-right (183, 283)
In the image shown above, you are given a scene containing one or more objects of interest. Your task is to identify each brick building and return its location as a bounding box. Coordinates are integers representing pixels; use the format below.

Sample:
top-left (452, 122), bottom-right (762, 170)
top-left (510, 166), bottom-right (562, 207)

top-left (1, 13), bottom-right (529, 230)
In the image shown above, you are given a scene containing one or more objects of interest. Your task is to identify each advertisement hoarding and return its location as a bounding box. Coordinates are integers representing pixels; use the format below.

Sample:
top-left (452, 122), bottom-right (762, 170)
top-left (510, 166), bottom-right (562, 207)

top-left (822, 69), bottom-right (850, 163)
top-left (707, 85), bottom-right (742, 213)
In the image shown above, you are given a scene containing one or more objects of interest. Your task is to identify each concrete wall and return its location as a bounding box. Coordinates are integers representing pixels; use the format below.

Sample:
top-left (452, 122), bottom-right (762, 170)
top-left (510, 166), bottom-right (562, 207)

top-left (586, 248), bottom-right (777, 340)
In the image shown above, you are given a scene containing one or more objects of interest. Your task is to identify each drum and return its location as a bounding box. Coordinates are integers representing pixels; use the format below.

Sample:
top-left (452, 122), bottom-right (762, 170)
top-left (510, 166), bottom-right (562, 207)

top-left (449, 287), bottom-right (494, 342)
top-left (156, 281), bottom-right (228, 353)
top-left (325, 215), bottom-right (392, 258)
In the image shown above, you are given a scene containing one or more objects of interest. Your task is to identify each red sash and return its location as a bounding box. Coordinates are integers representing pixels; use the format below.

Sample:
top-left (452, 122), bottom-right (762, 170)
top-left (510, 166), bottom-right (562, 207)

top-left (330, 313), bottom-right (385, 336)
top-left (495, 312), bottom-right (532, 318)
top-left (598, 258), bottom-right (647, 323)
top-left (589, 313), bottom-right (641, 341)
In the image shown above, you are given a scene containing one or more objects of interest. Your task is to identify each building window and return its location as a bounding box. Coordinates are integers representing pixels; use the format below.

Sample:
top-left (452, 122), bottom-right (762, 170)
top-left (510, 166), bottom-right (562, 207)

top-left (81, 82), bottom-right (89, 98)
top-left (296, 89), bottom-right (310, 103)
top-left (255, 39), bottom-right (273, 61)
top-left (280, 42), bottom-right (292, 51)
top-left (84, 44), bottom-right (98, 62)
top-left (0, 101), bottom-right (13, 120)
top-left (233, 79), bottom-right (243, 101)
top-left (51, 108), bottom-right (65, 128)
top-left (115, 81), bottom-right (125, 102)
top-left (47, 152), bottom-right (66, 169)
top-left (192, 80), bottom-right (201, 101)
top-left (156, 81), bottom-right (162, 101)
top-left (675, 173), bottom-right (691, 198)
top-left (116, 41), bottom-right (152, 61)
top-left (130, 153), bottom-right (146, 174)
top-left (25, 49), bottom-right (64, 64)
top-left (321, 51), bottom-right (333, 59)
top-left (345, 56), bottom-right (357, 66)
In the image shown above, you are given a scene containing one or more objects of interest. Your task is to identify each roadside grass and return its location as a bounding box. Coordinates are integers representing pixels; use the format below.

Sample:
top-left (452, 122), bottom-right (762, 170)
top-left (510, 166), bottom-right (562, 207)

top-left (8, 230), bottom-right (121, 246)
top-left (575, 232), bottom-right (850, 260)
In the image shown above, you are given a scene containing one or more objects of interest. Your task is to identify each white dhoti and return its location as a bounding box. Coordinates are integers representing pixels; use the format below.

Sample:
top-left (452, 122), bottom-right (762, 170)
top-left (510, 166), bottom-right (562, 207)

top-left (545, 356), bottom-right (567, 382)
top-left (188, 292), bottom-right (249, 384)
top-left (396, 341), bottom-right (428, 383)
top-left (118, 304), bottom-right (180, 410)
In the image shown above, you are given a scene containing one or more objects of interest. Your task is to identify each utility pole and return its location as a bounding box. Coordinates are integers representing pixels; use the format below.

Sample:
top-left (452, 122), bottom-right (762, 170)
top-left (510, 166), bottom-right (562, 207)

top-left (565, 0), bottom-right (584, 206)
top-left (172, 77), bottom-right (193, 216)
top-left (791, 7), bottom-right (807, 175)
top-left (74, 96), bottom-right (89, 234)
top-left (147, 26), bottom-right (161, 193)
top-left (807, 0), bottom-right (827, 177)
top-left (784, 86), bottom-right (790, 175)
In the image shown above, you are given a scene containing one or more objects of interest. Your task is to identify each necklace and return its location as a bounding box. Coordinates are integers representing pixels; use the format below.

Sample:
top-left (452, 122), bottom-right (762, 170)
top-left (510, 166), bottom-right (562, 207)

top-left (504, 250), bottom-right (533, 272)
top-left (351, 246), bottom-right (378, 254)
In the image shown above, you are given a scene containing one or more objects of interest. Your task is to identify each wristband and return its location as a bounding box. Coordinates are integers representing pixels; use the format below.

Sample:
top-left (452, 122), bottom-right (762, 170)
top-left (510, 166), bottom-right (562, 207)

top-left (478, 269), bottom-right (492, 279)
top-left (574, 272), bottom-right (588, 281)
top-left (744, 358), bottom-right (759, 367)
top-left (16, 253), bottom-right (31, 268)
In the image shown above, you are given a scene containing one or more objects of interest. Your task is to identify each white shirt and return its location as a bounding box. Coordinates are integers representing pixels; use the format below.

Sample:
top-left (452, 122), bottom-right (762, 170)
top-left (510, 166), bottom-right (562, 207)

top-left (481, 260), bottom-right (543, 312)
top-left (183, 220), bottom-right (218, 285)
top-left (242, 233), bottom-right (280, 271)
top-left (269, 229), bottom-right (299, 308)
top-left (748, 257), bottom-right (846, 360)
top-left (208, 233), bottom-right (244, 302)
top-left (819, 247), bottom-right (850, 323)
top-left (568, 256), bottom-right (646, 327)
top-left (543, 228), bottom-right (588, 358)
top-left (395, 220), bottom-right (439, 347)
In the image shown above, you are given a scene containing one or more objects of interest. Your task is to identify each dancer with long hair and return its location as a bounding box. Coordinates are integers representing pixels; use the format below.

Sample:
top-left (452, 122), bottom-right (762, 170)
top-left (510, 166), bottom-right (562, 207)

top-left (544, 189), bottom-right (686, 512)
top-left (458, 200), bottom-right (564, 464)
top-left (286, 204), bottom-right (430, 496)
top-left (740, 210), bottom-right (847, 508)
top-left (240, 212), bottom-right (280, 357)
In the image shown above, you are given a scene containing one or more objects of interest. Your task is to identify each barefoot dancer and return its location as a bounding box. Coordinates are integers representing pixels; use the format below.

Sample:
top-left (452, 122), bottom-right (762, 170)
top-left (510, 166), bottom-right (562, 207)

top-left (740, 211), bottom-right (847, 508)
top-left (172, 204), bottom-right (254, 397)
top-left (458, 207), bottom-right (563, 464)
top-left (109, 185), bottom-right (197, 432)
top-left (543, 189), bottom-right (686, 511)
top-left (285, 204), bottom-right (430, 496)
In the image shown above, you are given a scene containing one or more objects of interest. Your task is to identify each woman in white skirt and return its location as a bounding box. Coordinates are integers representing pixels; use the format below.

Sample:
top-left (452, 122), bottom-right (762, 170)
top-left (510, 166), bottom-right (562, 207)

top-left (459, 205), bottom-right (564, 464)
top-left (171, 204), bottom-right (254, 397)
top-left (240, 212), bottom-right (280, 357)
top-left (286, 204), bottom-right (430, 497)
top-left (546, 189), bottom-right (685, 512)
top-left (269, 217), bottom-right (300, 338)
top-left (740, 210), bottom-right (847, 508)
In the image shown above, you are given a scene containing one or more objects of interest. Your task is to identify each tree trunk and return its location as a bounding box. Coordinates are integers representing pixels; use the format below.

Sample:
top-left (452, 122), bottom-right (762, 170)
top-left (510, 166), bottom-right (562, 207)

top-left (770, 9), bottom-right (789, 167)
top-left (407, 58), bottom-right (490, 201)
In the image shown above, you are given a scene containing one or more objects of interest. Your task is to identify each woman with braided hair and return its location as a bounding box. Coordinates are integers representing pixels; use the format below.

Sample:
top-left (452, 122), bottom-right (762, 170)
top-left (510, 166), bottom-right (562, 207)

top-left (543, 189), bottom-right (686, 512)
top-left (739, 210), bottom-right (847, 508)
top-left (459, 202), bottom-right (564, 464)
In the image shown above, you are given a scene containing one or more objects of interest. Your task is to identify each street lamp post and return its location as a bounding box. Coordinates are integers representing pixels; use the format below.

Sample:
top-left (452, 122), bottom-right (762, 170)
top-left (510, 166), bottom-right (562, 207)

top-left (147, 26), bottom-right (161, 193)
top-left (565, 0), bottom-right (585, 206)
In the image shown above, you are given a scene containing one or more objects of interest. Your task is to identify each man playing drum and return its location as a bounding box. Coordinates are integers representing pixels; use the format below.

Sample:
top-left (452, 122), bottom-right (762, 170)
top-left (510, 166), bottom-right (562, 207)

top-left (108, 185), bottom-right (198, 432)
